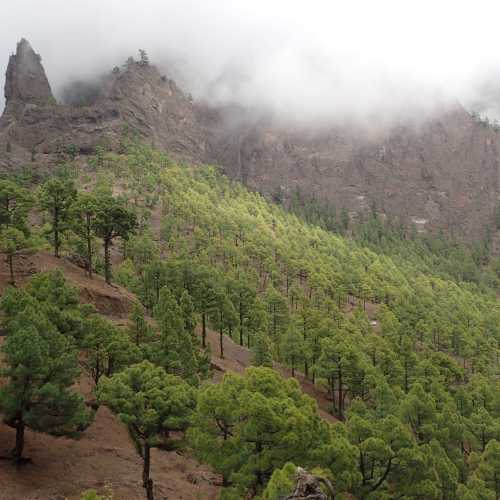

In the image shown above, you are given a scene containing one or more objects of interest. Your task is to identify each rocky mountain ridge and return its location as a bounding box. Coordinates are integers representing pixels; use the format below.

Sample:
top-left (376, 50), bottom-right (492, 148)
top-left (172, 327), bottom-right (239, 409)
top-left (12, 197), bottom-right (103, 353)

top-left (2, 38), bottom-right (500, 240)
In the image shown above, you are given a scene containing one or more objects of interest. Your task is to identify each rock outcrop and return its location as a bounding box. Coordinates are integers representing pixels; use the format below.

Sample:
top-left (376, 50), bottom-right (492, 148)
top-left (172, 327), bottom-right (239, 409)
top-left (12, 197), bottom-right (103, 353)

top-left (284, 467), bottom-right (334, 499)
top-left (4, 38), bottom-right (54, 114)
top-left (0, 48), bottom-right (207, 168)
top-left (2, 38), bottom-right (500, 240)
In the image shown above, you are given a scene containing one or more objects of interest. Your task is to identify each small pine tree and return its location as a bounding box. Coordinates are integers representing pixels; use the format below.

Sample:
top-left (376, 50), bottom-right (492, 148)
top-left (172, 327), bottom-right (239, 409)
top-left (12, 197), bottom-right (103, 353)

top-left (0, 227), bottom-right (37, 286)
top-left (139, 49), bottom-right (149, 66)
top-left (341, 207), bottom-right (350, 232)
top-left (128, 301), bottom-right (152, 346)
top-left (252, 331), bottom-right (273, 367)
top-left (180, 290), bottom-right (197, 339)
top-left (39, 178), bottom-right (77, 258)
top-left (81, 314), bottom-right (140, 390)
top-left (93, 193), bottom-right (137, 284)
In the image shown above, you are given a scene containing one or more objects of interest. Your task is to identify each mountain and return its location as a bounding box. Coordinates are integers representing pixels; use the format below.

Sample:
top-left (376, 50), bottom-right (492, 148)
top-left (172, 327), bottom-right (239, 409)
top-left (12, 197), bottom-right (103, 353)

top-left (1, 99), bottom-right (500, 499)
top-left (0, 39), bottom-right (208, 165)
top-left (1, 38), bottom-right (500, 239)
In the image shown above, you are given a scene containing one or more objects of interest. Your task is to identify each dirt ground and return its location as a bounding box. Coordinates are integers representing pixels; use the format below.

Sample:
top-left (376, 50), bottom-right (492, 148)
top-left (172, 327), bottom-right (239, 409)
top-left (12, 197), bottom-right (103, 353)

top-left (0, 406), bottom-right (219, 500)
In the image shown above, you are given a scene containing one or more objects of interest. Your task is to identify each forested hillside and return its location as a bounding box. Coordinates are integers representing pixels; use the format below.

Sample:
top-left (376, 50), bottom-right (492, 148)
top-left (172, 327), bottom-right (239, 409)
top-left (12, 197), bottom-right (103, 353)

top-left (1, 141), bottom-right (500, 499)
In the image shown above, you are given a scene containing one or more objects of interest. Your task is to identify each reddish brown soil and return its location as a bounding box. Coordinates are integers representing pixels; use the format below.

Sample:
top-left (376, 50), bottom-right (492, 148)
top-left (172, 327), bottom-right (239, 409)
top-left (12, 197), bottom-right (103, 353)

top-left (0, 252), bottom-right (136, 319)
top-left (0, 407), bottom-right (219, 500)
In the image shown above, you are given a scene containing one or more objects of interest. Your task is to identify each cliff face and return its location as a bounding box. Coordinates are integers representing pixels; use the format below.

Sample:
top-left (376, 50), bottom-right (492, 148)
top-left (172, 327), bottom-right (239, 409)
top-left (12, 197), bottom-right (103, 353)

top-left (4, 38), bottom-right (54, 114)
top-left (1, 39), bottom-right (500, 240)
top-left (213, 107), bottom-right (500, 239)
top-left (0, 41), bottom-right (207, 165)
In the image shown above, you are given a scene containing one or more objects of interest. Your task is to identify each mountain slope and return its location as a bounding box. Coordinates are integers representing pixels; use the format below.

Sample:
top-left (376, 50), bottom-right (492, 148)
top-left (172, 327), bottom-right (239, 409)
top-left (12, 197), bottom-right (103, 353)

top-left (1, 141), bottom-right (500, 498)
top-left (0, 251), bottom-right (220, 500)
top-left (2, 39), bottom-right (500, 240)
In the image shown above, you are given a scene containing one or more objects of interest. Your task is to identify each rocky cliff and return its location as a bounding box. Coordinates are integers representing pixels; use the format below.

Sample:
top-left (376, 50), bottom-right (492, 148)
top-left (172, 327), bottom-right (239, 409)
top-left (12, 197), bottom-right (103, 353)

top-left (2, 39), bottom-right (500, 240)
top-left (212, 108), bottom-right (500, 239)
top-left (0, 40), bottom-right (207, 167)
top-left (4, 39), bottom-right (54, 114)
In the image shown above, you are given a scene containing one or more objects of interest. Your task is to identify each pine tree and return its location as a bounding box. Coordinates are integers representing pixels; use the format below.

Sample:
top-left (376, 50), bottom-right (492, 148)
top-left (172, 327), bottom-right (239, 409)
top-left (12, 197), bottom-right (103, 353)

top-left (70, 192), bottom-right (98, 278)
top-left (153, 287), bottom-right (184, 372)
top-left (0, 304), bottom-right (89, 463)
top-left (192, 266), bottom-right (219, 348)
top-left (39, 178), bottom-right (77, 258)
top-left (0, 227), bottom-right (37, 286)
top-left (128, 301), bottom-right (152, 346)
top-left (138, 49), bottom-right (149, 66)
top-left (281, 326), bottom-right (305, 377)
top-left (252, 331), bottom-right (273, 367)
top-left (189, 367), bottom-right (327, 496)
top-left (81, 314), bottom-right (140, 390)
top-left (99, 361), bottom-right (196, 500)
top-left (93, 193), bottom-right (137, 284)
top-left (180, 290), bottom-right (197, 339)
top-left (0, 179), bottom-right (32, 230)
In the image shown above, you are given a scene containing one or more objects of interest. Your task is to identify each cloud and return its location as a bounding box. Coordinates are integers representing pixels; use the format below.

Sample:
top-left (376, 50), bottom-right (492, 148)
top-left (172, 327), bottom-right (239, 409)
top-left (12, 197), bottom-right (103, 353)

top-left (2, 0), bottom-right (500, 122)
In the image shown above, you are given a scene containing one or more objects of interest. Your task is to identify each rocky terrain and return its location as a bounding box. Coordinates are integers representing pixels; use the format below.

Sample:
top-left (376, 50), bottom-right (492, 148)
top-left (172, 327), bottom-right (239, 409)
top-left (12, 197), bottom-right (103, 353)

top-left (2, 38), bottom-right (500, 239)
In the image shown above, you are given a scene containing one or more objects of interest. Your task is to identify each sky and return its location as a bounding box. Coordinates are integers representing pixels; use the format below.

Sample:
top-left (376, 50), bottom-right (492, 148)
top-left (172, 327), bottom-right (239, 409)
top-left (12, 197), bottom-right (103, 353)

top-left (3, 0), bottom-right (500, 122)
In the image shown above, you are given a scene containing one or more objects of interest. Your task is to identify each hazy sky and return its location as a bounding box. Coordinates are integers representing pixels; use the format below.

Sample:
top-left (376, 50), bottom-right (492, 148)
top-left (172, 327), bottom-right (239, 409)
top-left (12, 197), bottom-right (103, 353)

top-left (3, 0), bottom-right (500, 121)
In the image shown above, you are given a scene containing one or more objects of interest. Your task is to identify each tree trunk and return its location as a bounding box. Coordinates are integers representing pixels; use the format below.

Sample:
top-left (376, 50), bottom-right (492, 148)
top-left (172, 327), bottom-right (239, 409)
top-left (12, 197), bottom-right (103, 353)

top-left (404, 359), bottom-right (409, 394)
top-left (202, 313), bottom-right (207, 348)
top-left (86, 214), bottom-right (92, 279)
top-left (155, 276), bottom-right (160, 304)
top-left (7, 254), bottom-right (15, 286)
top-left (219, 330), bottom-right (224, 358)
top-left (104, 238), bottom-right (111, 284)
top-left (338, 365), bottom-right (344, 420)
top-left (303, 318), bottom-right (309, 378)
top-left (53, 207), bottom-right (60, 258)
top-left (94, 354), bottom-right (101, 388)
top-left (239, 299), bottom-right (244, 346)
top-left (13, 419), bottom-right (25, 463)
top-left (143, 443), bottom-right (154, 500)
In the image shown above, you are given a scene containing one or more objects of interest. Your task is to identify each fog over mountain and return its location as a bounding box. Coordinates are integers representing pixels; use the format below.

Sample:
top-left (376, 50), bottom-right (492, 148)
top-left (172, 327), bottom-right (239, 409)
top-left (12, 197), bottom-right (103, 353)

top-left (3, 0), bottom-right (500, 122)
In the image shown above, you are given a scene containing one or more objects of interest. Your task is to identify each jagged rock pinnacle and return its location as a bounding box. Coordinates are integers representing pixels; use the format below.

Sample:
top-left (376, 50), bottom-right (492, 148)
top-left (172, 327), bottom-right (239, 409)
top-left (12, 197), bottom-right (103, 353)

top-left (4, 38), bottom-right (54, 113)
